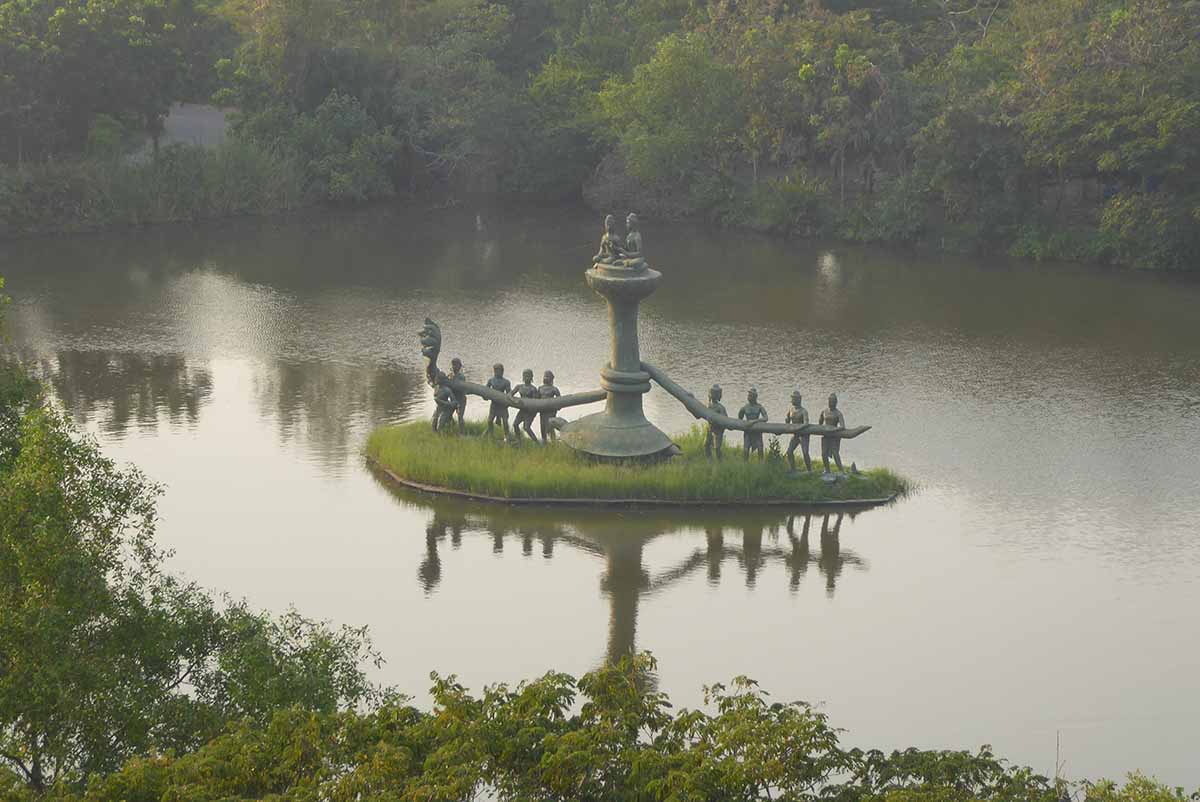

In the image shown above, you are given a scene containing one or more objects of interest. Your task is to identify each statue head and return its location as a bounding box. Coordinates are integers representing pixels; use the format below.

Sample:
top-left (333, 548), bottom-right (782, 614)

top-left (792, 389), bottom-right (803, 405)
top-left (626, 212), bottom-right (639, 231)
top-left (748, 387), bottom-right (758, 403)
top-left (709, 383), bottom-right (722, 403)
top-left (493, 363), bottom-right (504, 377)
top-left (522, 368), bottom-right (534, 383)
top-left (543, 370), bottom-right (555, 384)
top-left (435, 371), bottom-right (450, 387)
top-left (451, 357), bottom-right (463, 372)
top-left (828, 392), bottom-right (838, 409)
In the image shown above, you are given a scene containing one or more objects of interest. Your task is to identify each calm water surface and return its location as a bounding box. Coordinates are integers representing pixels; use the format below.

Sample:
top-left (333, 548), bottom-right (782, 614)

top-left (3, 204), bottom-right (1199, 785)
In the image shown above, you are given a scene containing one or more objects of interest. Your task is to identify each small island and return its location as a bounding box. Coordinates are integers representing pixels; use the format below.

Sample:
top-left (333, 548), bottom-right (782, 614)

top-left (366, 421), bottom-right (909, 506)
top-left (384, 216), bottom-right (910, 508)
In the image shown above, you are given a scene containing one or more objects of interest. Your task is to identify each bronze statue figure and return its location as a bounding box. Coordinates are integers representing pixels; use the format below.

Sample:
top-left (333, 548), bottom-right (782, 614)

top-left (538, 370), bottom-right (562, 443)
top-left (486, 363), bottom-right (513, 438)
top-left (622, 212), bottom-right (644, 266)
top-left (704, 383), bottom-right (726, 459)
top-left (432, 372), bottom-right (456, 433)
top-left (785, 389), bottom-right (811, 472)
top-left (449, 357), bottom-right (467, 433)
top-left (512, 368), bottom-right (540, 442)
top-left (594, 214), bottom-right (625, 264)
top-left (738, 387), bottom-right (768, 461)
top-left (819, 392), bottom-right (846, 474)
top-left (419, 318), bottom-right (442, 386)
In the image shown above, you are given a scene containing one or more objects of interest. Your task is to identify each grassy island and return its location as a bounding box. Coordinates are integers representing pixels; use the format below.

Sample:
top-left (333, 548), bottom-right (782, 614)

top-left (366, 421), bottom-right (909, 505)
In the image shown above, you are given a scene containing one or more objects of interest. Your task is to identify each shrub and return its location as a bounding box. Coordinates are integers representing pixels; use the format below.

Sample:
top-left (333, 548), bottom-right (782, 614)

top-left (1101, 191), bottom-right (1200, 270)
top-left (744, 170), bottom-right (832, 236)
top-left (0, 141), bottom-right (305, 236)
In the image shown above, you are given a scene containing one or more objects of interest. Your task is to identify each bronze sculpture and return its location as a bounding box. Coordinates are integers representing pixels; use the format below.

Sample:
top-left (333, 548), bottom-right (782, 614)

top-left (785, 390), bottom-right (812, 471)
top-left (594, 214), bottom-right (625, 264)
top-left (738, 388), bottom-right (768, 461)
top-left (512, 368), bottom-right (540, 442)
top-left (704, 384), bottom-right (726, 459)
top-left (485, 363), bottom-right (513, 438)
top-left (415, 216), bottom-right (880, 475)
top-left (621, 212), bottom-right (644, 267)
top-left (432, 372), bottom-right (456, 433)
top-left (449, 357), bottom-right (467, 433)
top-left (818, 393), bottom-right (846, 474)
top-left (538, 370), bottom-right (562, 443)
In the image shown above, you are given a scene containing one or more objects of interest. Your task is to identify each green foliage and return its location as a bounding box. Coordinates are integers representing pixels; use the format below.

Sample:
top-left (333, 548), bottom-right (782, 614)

top-left (288, 91), bottom-right (398, 202)
top-left (598, 33), bottom-right (743, 184)
top-left (1, 650), bottom-right (1193, 801)
top-left (0, 377), bottom-right (380, 789)
top-left (0, 0), bottom-right (234, 161)
top-left (743, 171), bottom-right (832, 236)
top-left (366, 421), bottom-right (908, 503)
top-left (5, 0), bottom-right (1200, 268)
top-left (0, 141), bottom-right (305, 236)
top-left (1009, 222), bottom-right (1117, 264)
top-left (1099, 191), bottom-right (1200, 270)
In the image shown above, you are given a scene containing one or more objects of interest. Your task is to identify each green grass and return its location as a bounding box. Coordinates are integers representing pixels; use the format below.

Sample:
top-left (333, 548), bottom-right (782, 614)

top-left (365, 421), bottom-right (910, 504)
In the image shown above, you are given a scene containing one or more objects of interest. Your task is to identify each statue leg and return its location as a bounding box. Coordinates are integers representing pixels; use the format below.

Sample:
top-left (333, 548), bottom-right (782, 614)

top-left (704, 430), bottom-right (713, 458)
top-left (715, 431), bottom-right (722, 459)
top-left (742, 431), bottom-right (750, 461)
top-left (802, 436), bottom-right (812, 472)
top-left (833, 443), bottom-right (844, 474)
top-left (787, 434), bottom-right (799, 470)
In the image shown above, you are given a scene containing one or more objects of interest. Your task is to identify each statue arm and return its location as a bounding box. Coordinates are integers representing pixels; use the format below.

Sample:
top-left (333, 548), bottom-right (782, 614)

top-left (641, 362), bottom-right (871, 438)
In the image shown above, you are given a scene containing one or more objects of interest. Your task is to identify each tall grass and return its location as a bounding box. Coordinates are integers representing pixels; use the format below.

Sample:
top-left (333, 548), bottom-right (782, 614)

top-left (0, 141), bottom-right (306, 237)
top-left (366, 422), bottom-right (909, 503)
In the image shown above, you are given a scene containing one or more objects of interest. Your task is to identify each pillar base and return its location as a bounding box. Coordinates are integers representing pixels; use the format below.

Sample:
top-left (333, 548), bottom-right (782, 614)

top-left (560, 412), bottom-right (676, 461)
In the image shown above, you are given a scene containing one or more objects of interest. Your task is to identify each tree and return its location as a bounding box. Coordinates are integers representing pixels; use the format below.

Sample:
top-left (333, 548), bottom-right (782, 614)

top-left (598, 33), bottom-right (744, 186)
top-left (0, 296), bottom-right (381, 789)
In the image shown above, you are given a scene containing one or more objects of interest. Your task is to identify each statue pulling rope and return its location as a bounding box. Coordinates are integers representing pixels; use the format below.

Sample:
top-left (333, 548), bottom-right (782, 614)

top-left (419, 215), bottom-right (875, 476)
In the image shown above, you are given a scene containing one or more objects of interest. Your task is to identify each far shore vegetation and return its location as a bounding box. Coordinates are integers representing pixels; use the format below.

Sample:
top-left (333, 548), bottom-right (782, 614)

top-left (367, 420), bottom-right (908, 503)
top-left (2, 0), bottom-right (1199, 267)
top-left (2, 275), bottom-right (1198, 799)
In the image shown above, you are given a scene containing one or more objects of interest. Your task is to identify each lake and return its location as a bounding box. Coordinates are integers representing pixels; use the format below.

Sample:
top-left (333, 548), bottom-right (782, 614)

top-left (3, 202), bottom-right (1199, 786)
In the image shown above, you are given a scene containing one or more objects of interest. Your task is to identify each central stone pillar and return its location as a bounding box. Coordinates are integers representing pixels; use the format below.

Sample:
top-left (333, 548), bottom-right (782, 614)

top-left (561, 261), bottom-right (675, 460)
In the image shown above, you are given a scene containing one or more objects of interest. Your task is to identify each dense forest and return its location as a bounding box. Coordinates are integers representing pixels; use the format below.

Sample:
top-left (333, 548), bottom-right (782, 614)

top-left (1, 0), bottom-right (1198, 267)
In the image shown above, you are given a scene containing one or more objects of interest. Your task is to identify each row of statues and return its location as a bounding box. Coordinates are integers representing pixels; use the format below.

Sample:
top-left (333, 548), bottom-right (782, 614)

top-left (704, 385), bottom-right (849, 474)
top-left (432, 365), bottom-right (853, 473)
top-left (433, 361), bottom-right (563, 443)
top-left (594, 212), bottom-right (644, 267)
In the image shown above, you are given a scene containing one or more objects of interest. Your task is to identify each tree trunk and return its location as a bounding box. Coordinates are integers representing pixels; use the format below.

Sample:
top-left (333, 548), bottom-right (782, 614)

top-left (839, 149), bottom-right (846, 207)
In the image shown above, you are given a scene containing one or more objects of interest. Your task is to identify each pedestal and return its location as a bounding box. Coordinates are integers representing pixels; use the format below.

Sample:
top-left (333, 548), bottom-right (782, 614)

top-left (560, 261), bottom-right (675, 460)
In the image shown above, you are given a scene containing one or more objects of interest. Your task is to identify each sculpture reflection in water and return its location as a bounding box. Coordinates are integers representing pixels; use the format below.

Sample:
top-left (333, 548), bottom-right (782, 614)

top-left (375, 470), bottom-right (874, 666)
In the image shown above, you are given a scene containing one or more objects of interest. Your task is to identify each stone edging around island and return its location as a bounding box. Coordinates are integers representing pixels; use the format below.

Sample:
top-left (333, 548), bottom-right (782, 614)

top-left (366, 458), bottom-right (899, 510)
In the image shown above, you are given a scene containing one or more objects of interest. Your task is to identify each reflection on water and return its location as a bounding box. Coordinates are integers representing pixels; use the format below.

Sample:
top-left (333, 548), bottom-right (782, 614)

top-left (2, 202), bottom-right (1200, 785)
top-left (31, 350), bottom-right (212, 436)
top-left (399, 480), bottom-right (873, 667)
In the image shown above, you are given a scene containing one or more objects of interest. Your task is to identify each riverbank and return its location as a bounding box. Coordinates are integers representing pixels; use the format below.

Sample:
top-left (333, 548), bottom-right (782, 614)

top-left (0, 142), bottom-right (309, 238)
top-left (4, 152), bottom-right (1187, 272)
top-left (366, 422), bottom-right (909, 505)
